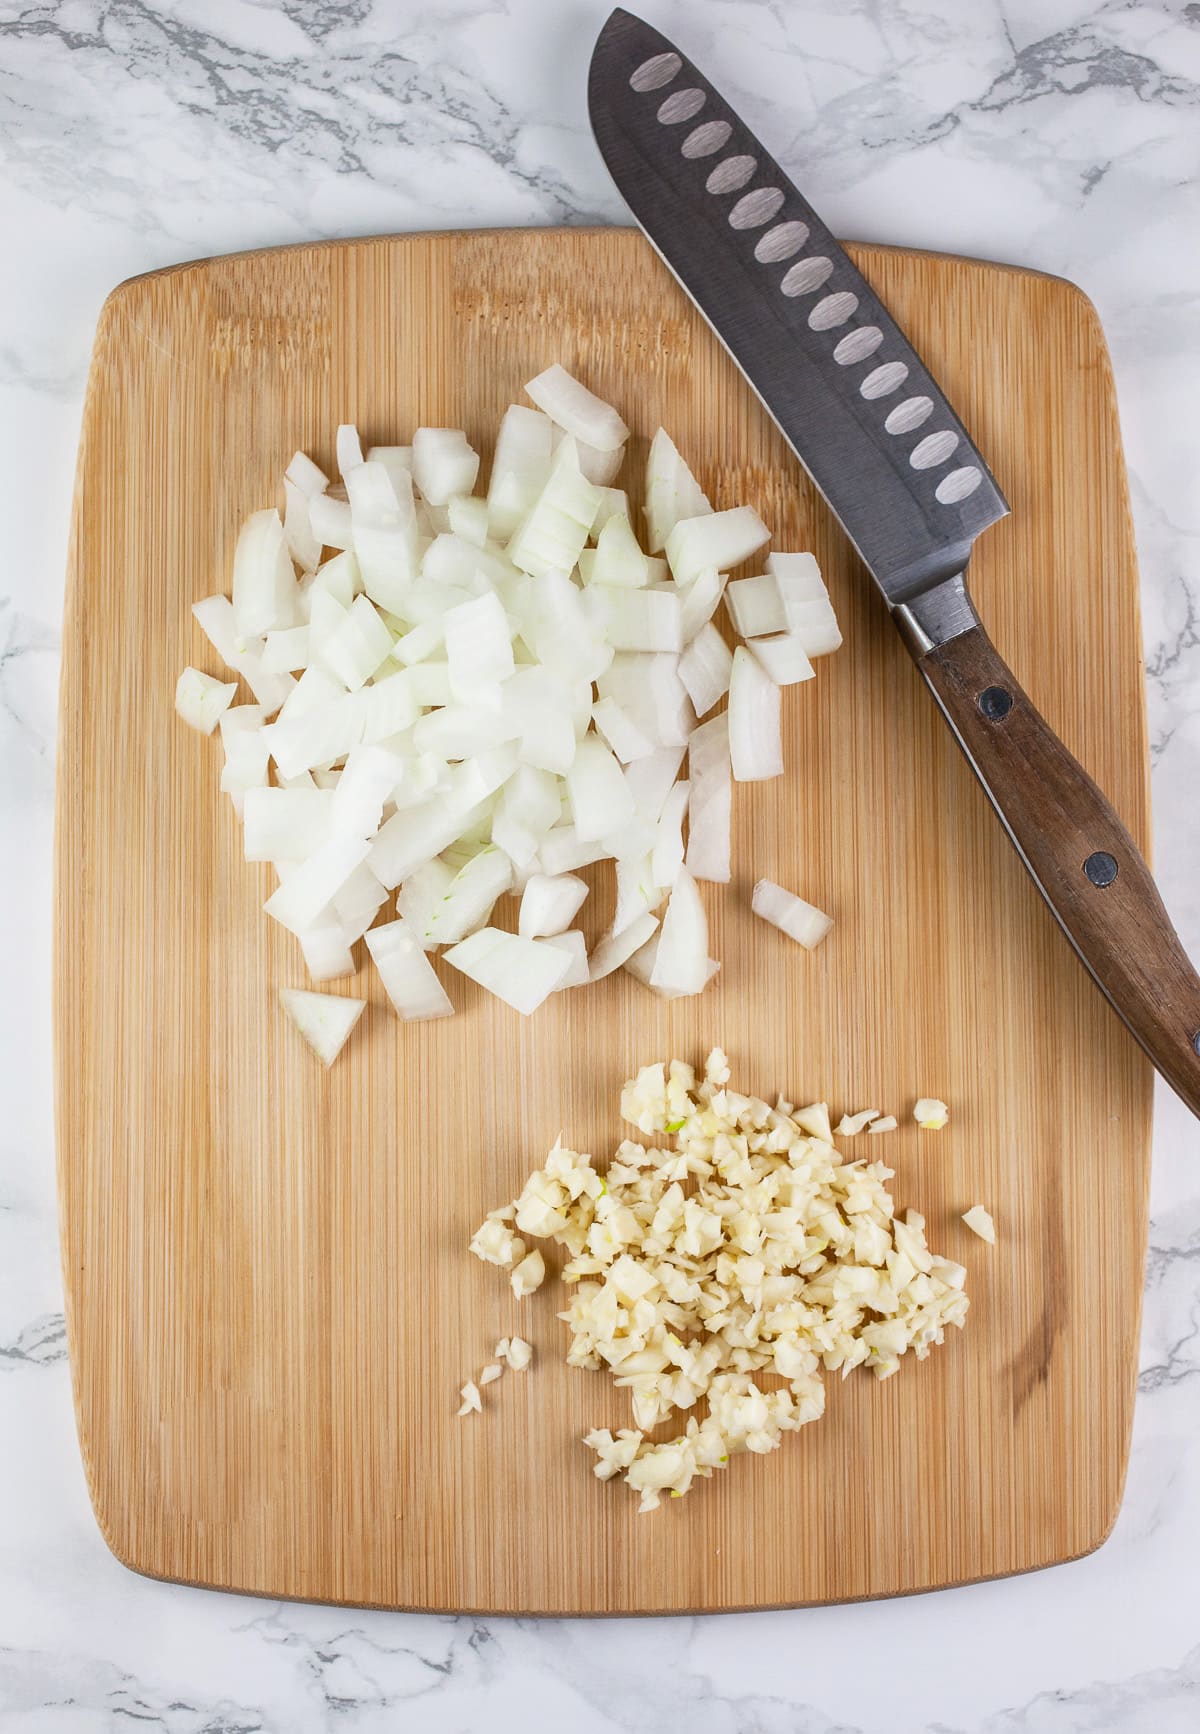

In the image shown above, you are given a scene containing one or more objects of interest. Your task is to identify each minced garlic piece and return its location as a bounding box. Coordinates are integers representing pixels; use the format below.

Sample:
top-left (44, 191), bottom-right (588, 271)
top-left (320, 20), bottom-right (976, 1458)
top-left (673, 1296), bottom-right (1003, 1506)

top-left (511, 1248), bottom-right (546, 1298)
top-left (914, 1097), bottom-right (949, 1130)
top-left (867, 1115), bottom-right (898, 1134)
top-left (962, 1205), bottom-right (995, 1244)
top-left (470, 1052), bottom-right (969, 1511)
top-left (505, 1336), bottom-right (533, 1371)
top-left (836, 1109), bottom-right (879, 1135)
top-left (479, 1362), bottom-right (503, 1386)
top-left (457, 1380), bottom-right (481, 1417)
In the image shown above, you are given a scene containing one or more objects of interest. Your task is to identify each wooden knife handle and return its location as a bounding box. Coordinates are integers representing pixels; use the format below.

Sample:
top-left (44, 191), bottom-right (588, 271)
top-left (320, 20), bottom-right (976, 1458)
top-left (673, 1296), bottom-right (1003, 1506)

top-left (914, 621), bottom-right (1200, 1117)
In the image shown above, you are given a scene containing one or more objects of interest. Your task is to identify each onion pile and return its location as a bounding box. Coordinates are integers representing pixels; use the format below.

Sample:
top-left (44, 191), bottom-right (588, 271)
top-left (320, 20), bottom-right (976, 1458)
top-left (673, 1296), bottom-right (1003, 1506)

top-left (176, 365), bottom-right (841, 1050)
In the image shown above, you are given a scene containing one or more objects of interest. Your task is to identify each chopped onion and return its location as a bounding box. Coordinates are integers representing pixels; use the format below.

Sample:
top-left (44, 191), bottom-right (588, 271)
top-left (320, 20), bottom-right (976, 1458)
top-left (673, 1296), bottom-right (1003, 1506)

top-left (283, 478), bottom-right (322, 573)
top-left (322, 594), bottom-right (394, 691)
top-left (366, 445), bottom-right (413, 494)
top-left (279, 986), bottom-right (365, 1066)
top-left (298, 921), bottom-right (356, 983)
top-left (492, 764), bottom-right (562, 866)
top-left (444, 591), bottom-right (515, 700)
top-left (232, 508), bottom-right (299, 639)
top-left (644, 427), bottom-right (712, 554)
top-left (752, 878), bottom-right (833, 950)
top-left (583, 514), bottom-right (649, 588)
top-left (589, 911), bottom-right (660, 982)
top-left (686, 713), bottom-right (732, 883)
top-left (263, 834), bottom-right (372, 936)
top-left (192, 594), bottom-right (295, 715)
top-left (624, 745), bottom-right (686, 822)
top-left (769, 554), bottom-right (842, 656)
top-left (424, 845), bottom-right (513, 946)
top-left (666, 505), bottom-right (771, 588)
top-left (308, 492), bottom-right (352, 551)
top-left (331, 743), bottom-right (407, 838)
top-left (286, 450), bottom-right (328, 498)
top-left (366, 918), bottom-right (456, 1020)
top-left (592, 585), bottom-right (682, 653)
top-left (650, 868), bottom-right (710, 996)
top-left (447, 493), bottom-right (489, 546)
top-left (242, 786), bottom-right (334, 861)
top-left (508, 439), bottom-right (601, 580)
top-left (262, 625), bottom-right (311, 673)
top-left (443, 927), bottom-right (572, 1015)
top-left (728, 647), bottom-right (783, 782)
top-left (336, 424), bottom-right (364, 475)
top-left (175, 667), bottom-right (236, 734)
top-left (218, 704), bottom-right (270, 813)
top-left (368, 792), bottom-right (490, 889)
top-left (542, 928), bottom-right (590, 988)
top-left (591, 695), bottom-right (655, 765)
top-left (331, 861), bottom-right (389, 939)
top-left (525, 363), bottom-right (629, 453)
top-left (537, 823), bottom-right (608, 877)
top-left (651, 778), bottom-right (689, 891)
top-left (567, 737), bottom-right (635, 841)
top-left (678, 565), bottom-right (727, 643)
top-left (748, 632), bottom-right (815, 687)
top-left (487, 405), bottom-right (554, 540)
top-left (725, 573), bottom-right (787, 638)
top-left (519, 872), bottom-right (589, 939)
top-left (412, 427), bottom-right (480, 505)
top-left (345, 462), bottom-right (418, 615)
top-left (678, 623), bottom-right (733, 716)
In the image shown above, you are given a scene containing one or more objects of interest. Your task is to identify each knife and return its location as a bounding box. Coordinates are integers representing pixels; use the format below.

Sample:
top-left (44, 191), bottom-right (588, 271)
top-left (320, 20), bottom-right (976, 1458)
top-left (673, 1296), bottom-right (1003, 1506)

top-left (588, 7), bottom-right (1200, 1118)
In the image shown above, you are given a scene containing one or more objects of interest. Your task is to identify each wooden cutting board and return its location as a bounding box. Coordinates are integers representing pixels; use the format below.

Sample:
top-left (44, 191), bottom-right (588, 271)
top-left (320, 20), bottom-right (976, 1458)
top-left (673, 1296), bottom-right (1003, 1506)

top-left (56, 229), bottom-right (1152, 1615)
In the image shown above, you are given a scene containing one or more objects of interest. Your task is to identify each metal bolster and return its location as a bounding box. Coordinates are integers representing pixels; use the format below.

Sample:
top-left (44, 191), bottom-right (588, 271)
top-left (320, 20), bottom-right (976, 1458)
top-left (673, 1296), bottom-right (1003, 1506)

top-left (892, 572), bottom-right (980, 657)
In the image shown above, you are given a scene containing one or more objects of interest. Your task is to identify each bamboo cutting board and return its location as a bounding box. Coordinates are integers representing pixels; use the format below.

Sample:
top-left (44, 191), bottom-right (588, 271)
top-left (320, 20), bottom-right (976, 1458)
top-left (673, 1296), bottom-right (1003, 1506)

top-left (56, 229), bottom-right (1152, 1614)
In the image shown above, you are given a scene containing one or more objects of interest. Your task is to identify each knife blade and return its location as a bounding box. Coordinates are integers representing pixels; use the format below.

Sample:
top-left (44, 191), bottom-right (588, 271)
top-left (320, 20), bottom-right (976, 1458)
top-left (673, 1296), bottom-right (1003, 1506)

top-left (589, 7), bottom-right (1200, 1118)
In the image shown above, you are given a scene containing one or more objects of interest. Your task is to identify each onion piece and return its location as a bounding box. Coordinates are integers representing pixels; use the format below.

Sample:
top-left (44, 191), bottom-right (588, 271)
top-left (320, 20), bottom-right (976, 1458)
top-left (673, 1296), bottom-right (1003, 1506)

top-left (686, 713), bottom-right (731, 883)
top-left (507, 439), bottom-right (602, 580)
top-left (396, 857), bottom-right (455, 947)
top-left (279, 986), bottom-right (366, 1065)
top-left (583, 514), bottom-right (649, 588)
top-left (175, 667), bottom-right (237, 734)
top-left (283, 478), bottom-right (322, 573)
top-left (366, 919), bottom-right (456, 1021)
top-left (725, 573), bottom-right (787, 638)
top-left (542, 928), bottom-right (590, 988)
top-left (538, 824), bottom-right (608, 877)
top-left (412, 428), bottom-right (480, 505)
top-left (748, 632), bottom-right (815, 687)
top-left (623, 745), bottom-right (687, 823)
top-left (666, 505), bottom-right (770, 588)
top-left (368, 792), bottom-right (491, 889)
top-left (262, 625), bottom-right (311, 673)
top-left (366, 445), bottom-right (413, 495)
top-left (308, 492), bottom-right (353, 551)
top-left (443, 927), bottom-right (572, 1015)
top-left (768, 554), bottom-right (842, 656)
top-left (651, 778), bottom-right (689, 891)
top-left (644, 428), bottom-right (712, 554)
top-left (331, 861), bottom-right (389, 940)
top-left (447, 493), bottom-right (489, 546)
top-left (331, 743), bottom-right (407, 838)
top-left (752, 878), bottom-right (833, 950)
top-left (589, 911), bottom-right (660, 982)
top-left (232, 508), bottom-right (300, 639)
top-left (191, 594), bottom-right (296, 715)
top-left (678, 565), bottom-right (727, 643)
top-left (592, 585), bottom-right (683, 653)
top-left (336, 424), bottom-right (364, 475)
top-left (678, 623), bottom-right (733, 716)
top-left (322, 594), bottom-right (394, 692)
top-left (649, 868), bottom-right (710, 997)
top-left (728, 647), bottom-right (783, 782)
top-left (567, 737), bottom-right (635, 841)
top-left (218, 704), bottom-right (270, 813)
top-left (571, 437), bottom-right (624, 487)
top-left (286, 451), bottom-right (329, 499)
top-left (444, 591), bottom-right (515, 700)
top-left (298, 921), bottom-right (357, 983)
top-left (345, 462), bottom-right (419, 616)
top-left (519, 872), bottom-right (589, 940)
top-left (525, 362), bottom-right (629, 453)
top-left (591, 695), bottom-right (655, 765)
top-left (263, 834), bottom-right (372, 937)
top-left (492, 764), bottom-right (563, 867)
top-left (424, 845), bottom-right (513, 946)
top-left (242, 786), bottom-right (334, 862)
top-left (487, 405), bottom-right (555, 541)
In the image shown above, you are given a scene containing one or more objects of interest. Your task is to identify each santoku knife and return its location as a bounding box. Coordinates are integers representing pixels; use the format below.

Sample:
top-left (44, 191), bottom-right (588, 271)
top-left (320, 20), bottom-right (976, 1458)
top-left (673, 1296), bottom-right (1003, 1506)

top-left (588, 7), bottom-right (1200, 1118)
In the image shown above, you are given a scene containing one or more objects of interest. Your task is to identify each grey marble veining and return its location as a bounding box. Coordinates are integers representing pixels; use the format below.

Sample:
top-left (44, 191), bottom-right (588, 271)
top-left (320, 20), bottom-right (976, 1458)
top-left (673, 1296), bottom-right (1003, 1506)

top-left (1, 1), bottom-right (1198, 1728)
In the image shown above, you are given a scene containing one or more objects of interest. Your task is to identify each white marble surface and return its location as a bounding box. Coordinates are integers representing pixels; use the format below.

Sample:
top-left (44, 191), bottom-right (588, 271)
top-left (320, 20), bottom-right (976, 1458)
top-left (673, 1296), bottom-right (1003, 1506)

top-left (2, 0), bottom-right (1199, 1726)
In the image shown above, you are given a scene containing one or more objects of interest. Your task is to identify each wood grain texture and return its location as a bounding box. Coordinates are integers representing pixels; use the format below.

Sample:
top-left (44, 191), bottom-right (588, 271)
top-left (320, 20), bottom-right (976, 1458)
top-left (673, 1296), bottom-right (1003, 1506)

top-left (56, 229), bottom-right (1152, 1615)
top-left (919, 623), bottom-right (1200, 1114)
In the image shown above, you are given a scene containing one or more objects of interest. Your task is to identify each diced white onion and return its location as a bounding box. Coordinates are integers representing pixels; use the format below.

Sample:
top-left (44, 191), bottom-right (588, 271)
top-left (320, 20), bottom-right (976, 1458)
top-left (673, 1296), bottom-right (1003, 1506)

top-left (542, 928), bottom-right (590, 988)
top-left (748, 632), bottom-right (815, 686)
top-left (593, 585), bottom-right (682, 653)
top-left (591, 695), bottom-right (655, 765)
top-left (651, 778), bottom-right (689, 891)
top-left (666, 505), bottom-right (770, 587)
top-left (232, 508), bottom-right (299, 639)
top-left (678, 623), bottom-right (733, 716)
top-left (367, 918), bottom-right (456, 1021)
top-left (525, 363), bottom-right (629, 453)
top-left (175, 667), bottom-right (237, 734)
top-left (752, 878), bottom-right (833, 950)
top-left (519, 872), bottom-right (589, 939)
top-left (279, 986), bottom-right (365, 1065)
top-left (644, 427), bottom-right (712, 554)
top-left (286, 450), bottom-right (329, 499)
top-left (728, 646), bottom-right (783, 782)
top-left (589, 911), bottom-right (661, 982)
top-left (649, 869), bottom-right (710, 997)
top-left (686, 713), bottom-right (732, 884)
top-left (726, 573), bottom-right (787, 638)
top-left (336, 424), bottom-right (364, 475)
top-left (443, 927), bottom-right (572, 1015)
top-left (567, 736), bottom-right (635, 841)
top-left (412, 427), bottom-right (481, 505)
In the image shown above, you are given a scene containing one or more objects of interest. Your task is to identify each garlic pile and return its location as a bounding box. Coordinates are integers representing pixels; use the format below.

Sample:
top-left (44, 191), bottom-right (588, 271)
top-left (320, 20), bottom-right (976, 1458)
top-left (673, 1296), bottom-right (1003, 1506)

top-left (470, 1050), bottom-right (970, 1512)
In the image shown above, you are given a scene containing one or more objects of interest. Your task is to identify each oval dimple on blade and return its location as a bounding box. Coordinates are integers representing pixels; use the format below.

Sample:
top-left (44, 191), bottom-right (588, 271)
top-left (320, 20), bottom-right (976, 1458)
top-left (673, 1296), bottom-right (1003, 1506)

top-left (588, 8), bottom-right (1008, 600)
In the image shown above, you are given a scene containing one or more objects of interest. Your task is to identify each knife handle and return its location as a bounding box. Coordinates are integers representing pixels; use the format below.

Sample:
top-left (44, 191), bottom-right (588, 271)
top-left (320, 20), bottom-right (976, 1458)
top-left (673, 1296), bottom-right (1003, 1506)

top-left (909, 618), bottom-right (1200, 1117)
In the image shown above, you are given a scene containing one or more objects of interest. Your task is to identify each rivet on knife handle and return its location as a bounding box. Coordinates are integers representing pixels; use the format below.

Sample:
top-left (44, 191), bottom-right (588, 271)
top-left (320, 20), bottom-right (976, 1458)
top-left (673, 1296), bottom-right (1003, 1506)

top-left (910, 613), bottom-right (1200, 1116)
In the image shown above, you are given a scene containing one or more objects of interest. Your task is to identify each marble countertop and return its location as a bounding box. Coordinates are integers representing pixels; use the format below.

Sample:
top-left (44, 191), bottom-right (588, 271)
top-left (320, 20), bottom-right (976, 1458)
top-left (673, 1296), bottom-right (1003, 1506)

top-left (3, 0), bottom-right (1199, 1727)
